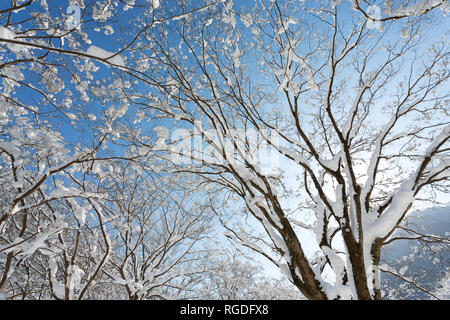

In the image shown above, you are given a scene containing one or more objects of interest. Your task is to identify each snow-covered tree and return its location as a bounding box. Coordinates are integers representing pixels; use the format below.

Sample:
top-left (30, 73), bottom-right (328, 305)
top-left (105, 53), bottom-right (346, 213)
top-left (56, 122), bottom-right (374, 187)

top-left (0, 0), bottom-right (215, 299)
top-left (1, 0), bottom-right (449, 300)
top-left (99, 166), bottom-right (212, 300)
top-left (122, 0), bottom-right (450, 299)
top-left (0, 0), bottom-right (131, 297)
top-left (194, 248), bottom-right (305, 300)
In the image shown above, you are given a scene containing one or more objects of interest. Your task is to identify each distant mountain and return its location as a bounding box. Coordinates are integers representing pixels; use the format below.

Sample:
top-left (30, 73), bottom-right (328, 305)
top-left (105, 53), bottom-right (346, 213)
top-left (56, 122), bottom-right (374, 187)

top-left (380, 205), bottom-right (450, 299)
